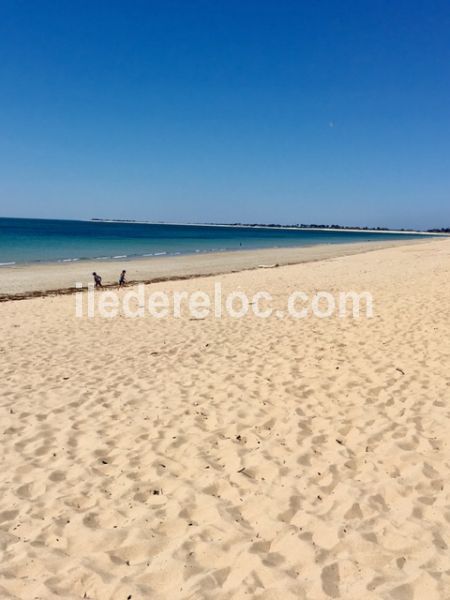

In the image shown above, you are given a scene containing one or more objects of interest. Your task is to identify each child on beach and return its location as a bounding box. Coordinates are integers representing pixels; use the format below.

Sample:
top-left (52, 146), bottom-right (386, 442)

top-left (119, 270), bottom-right (126, 287)
top-left (92, 272), bottom-right (103, 288)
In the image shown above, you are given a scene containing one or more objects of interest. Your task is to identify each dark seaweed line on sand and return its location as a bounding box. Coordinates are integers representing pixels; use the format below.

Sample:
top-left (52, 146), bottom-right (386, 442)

top-left (0, 268), bottom-right (271, 303)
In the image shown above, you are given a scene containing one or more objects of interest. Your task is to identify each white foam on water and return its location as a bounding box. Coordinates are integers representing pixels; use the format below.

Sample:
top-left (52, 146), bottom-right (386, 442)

top-left (0, 262), bottom-right (16, 266)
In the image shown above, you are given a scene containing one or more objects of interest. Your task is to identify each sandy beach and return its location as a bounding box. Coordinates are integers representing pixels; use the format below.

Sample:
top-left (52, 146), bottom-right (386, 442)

top-left (1, 237), bottom-right (450, 599)
top-left (0, 238), bottom-right (431, 298)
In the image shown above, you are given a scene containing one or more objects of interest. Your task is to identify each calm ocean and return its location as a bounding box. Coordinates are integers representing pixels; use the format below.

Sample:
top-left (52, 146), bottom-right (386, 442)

top-left (0, 218), bottom-right (428, 266)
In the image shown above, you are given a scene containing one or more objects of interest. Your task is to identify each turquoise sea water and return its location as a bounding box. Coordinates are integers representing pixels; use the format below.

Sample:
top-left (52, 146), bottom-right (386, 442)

top-left (0, 218), bottom-right (429, 266)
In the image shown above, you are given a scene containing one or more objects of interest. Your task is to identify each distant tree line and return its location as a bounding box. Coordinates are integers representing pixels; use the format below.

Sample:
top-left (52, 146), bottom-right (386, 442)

top-left (91, 218), bottom-right (449, 233)
top-left (211, 223), bottom-right (413, 232)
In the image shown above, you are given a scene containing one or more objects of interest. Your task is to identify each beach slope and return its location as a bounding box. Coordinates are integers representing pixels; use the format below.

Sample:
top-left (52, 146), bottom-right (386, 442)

top-left (1, 238), bottom-right (450, 599)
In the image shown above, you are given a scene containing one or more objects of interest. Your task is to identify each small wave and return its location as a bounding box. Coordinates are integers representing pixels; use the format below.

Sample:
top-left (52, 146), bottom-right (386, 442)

top-left (61, 258), bottom-right (80, 262)
top-left (113, 255), bottom-right (127, 259)
top-left (154, 252), bottom-right (167, 256)
top-left (142, 253), bottom-right (153, 257)
top-left (96, 256), bottom-right (111, 260)
top-left (0, 261), bottom-right (16, 266)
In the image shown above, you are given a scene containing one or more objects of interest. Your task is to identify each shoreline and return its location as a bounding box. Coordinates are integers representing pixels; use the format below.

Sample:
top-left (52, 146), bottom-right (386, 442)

top-left (90, 219), bottom-right (448, 235)
top-left (3, 215), bottom-right (449, 235)
top-left (0, 237), bottom-right (434, 300)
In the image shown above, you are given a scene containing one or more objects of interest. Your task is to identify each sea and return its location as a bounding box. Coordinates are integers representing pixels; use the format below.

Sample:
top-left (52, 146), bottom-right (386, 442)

top-left (0, 217), bottom-right (429, 266)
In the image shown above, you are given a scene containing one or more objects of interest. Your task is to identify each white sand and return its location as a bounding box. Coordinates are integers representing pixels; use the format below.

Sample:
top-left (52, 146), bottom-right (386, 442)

top-left (1, 238), bottom-right (450, 599)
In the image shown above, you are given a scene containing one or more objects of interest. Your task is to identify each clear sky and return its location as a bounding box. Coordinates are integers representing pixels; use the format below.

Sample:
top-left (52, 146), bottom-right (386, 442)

top-left (0, 1), bottom-right (449, 229)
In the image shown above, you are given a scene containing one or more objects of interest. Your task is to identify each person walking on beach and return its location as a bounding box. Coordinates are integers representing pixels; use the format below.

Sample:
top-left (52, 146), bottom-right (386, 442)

top-left (92, 272), bottom-right (103, 288)
top-left (119, 269), bottom-right (126, 287)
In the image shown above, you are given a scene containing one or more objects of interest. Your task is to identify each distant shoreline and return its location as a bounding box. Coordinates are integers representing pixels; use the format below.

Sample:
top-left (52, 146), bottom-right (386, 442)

top-left (2, 215), bottom-right (448, 236)
top-left (90, 219), bottom-right (448, 236)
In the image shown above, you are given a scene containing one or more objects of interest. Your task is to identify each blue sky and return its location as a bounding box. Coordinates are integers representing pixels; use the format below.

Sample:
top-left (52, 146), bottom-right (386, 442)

top-left (0, 1), bottom-right (449, 229)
